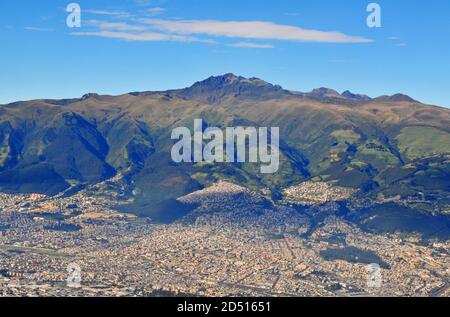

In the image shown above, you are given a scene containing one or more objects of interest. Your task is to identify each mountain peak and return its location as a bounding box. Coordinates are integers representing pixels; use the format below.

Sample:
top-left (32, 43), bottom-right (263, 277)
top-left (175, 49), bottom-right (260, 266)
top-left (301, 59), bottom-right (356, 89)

top-left (175, 74), bottom-right (285, 104)
top-left (191, 73), bottom-right (243, 88)
top-left (81, 93), bottom-right (100, 101)
top-left (306, 87), bottom-right (342, 99)
top-left (342, 90), bottom-right (372, 101)
top-left (374, 93), bottom-right (419, 103)
top-left (191, 73), bottom-right (277, 89)
top-left (220, 73), bottom-right (241, 82)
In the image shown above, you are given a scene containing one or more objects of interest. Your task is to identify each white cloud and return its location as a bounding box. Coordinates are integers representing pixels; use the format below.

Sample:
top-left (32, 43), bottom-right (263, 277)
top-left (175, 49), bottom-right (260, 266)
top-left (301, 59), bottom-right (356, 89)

top-left (71, 30), bottom-right (213, 43)
top-left (139, 19), bottom-right (372, 43)
top-left (387, 36), bottom-right (406, 47)
top-left (229, 42), bottom-right (274, 49)
top-left (84, 9), bottom-right (131, 17)
top-left (71, 13), bottom-right (371, 46)
top-left (86, 20), bottom-right (146, 31)
top-left (24, 26), bottom-right (54, 32)
top-left (146, 7), bottom-right (167, 16)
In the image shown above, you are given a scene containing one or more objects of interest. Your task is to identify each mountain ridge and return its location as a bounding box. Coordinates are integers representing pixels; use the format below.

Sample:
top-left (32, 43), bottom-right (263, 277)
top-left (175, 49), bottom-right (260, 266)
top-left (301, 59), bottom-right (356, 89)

top-left (0, 74), bottom-right (449, 224)
top-left (1, 73), bottom-right (429, 108)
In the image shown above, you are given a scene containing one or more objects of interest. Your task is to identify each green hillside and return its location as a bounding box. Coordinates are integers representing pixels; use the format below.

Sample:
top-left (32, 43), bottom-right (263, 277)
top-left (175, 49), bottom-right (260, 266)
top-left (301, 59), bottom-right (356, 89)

top-left (0, 74), bottom-right (449, 216)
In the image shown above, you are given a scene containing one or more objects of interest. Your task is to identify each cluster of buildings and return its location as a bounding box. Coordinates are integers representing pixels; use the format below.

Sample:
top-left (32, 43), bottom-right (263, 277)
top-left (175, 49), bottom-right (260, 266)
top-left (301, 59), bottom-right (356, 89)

top-left (0, 180), bottom-right (448, 297)
top-left (282, 182), bottom-right (355, 205)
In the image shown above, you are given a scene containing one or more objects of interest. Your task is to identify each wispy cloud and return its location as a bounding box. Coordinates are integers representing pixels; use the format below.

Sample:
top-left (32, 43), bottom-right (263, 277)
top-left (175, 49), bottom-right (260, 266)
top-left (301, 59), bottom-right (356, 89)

top-left (229, 42), bottom-right (274, 49)
top-left (84, 9), bottom-right (131, 18)
top-left (24, 26), bottom-right (54, 32)
top-left (139, 19), bottom-right (372, 43)
top-left (146, 7), bottom-right (167, 16)
top-left (86, 20), bottom-right (146, 32)
top-left (387, 36), bottom-right (407, 47)
top-left (84, 6), bottom-right (166, 19)
top-left (71, 30), bottom-right (214, 43)
top-left (71, 11), bottom-right (371, 46)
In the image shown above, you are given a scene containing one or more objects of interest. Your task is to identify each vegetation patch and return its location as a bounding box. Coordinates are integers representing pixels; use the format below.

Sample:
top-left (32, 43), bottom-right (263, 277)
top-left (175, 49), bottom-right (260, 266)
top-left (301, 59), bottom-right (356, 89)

top-left (396, 127), bottom-right (450, 160)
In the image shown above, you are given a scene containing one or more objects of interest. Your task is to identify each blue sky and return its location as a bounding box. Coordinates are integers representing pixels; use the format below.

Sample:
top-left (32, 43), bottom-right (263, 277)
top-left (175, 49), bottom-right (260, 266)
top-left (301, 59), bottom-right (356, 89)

top-left (1, 0), bottom-right (449, 107)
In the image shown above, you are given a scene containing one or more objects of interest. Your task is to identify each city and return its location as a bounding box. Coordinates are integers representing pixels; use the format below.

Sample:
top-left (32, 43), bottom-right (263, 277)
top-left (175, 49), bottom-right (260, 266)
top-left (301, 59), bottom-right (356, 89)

top-left (0, 179), bottom-right (448, 297)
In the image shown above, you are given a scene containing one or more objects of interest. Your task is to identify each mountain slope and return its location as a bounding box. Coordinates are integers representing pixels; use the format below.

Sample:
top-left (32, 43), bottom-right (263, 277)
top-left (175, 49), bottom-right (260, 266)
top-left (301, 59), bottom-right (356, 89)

top-left (0, 74), bottom-right (449, 218)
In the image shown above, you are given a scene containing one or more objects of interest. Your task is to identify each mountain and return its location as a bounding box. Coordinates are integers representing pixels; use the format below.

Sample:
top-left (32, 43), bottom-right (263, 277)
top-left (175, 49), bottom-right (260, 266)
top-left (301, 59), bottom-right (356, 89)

top-left (306, 87), bottom-right (343, 99)
top-left (300, 87), bottom-right (373, 104)
top-left (374, 93), bottom-right (419, 103)
top-left (169, 73), bottom-right (287, 104)
top-left (0, 74), bottom-right (449, 223)
top-left (342, 90), bottom-right (372, 101)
